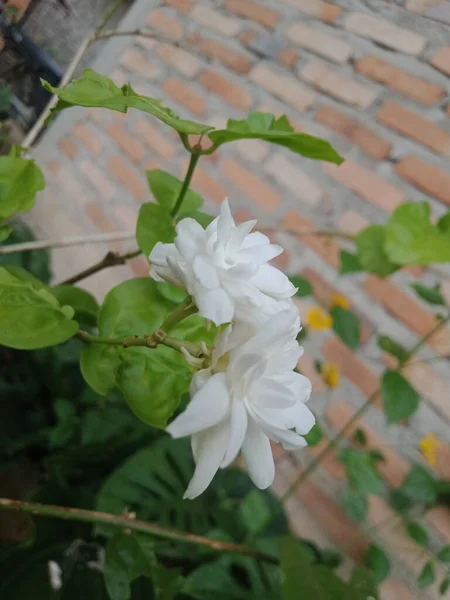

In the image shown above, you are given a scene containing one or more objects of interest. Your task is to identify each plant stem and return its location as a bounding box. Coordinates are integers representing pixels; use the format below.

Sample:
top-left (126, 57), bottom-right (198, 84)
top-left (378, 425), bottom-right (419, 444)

top-left (94, 0), bottom-right (124, 34)
top-left (171, 152), bottom-right (200, 217)
top-left (0, 498), bottom-right (277, 565)
top-left (59, 249), bottom-right (141, 285)
top-left (0, 232), bottom-right (135, 255)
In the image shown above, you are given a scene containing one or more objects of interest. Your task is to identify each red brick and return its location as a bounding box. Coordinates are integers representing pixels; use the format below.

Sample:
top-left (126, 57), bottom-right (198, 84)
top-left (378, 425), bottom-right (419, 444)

top-left (281, 0), bottom-right (342, 23)
top-left (379, 580), bottom-right (415, 600)
top-left (315, 105), bottom-right (391, 160)
top-left (277, 48), bottom-right (299, 68)
top-left (337, 210), bottom-right (368, 235)
top-left (73, 122), bottom-right (103, 156)
top-left (86, 203), bottom-right (116, 234)
top-left (186, 161), bottom-right (228, 204)
top-left (80, 161), bottom-right (115, 201)
top-left (163, 0), bottom-right (192, 12)
top-left (282, 210), bottom-right (340, 269)
top-left (355, 56), bottom-right (444, 105)
top-left (133, 119), bottom-right (177, 161)
top-left (162, 78), bottom-right (206, 116)
top-left (396, 155), bottom-right (450, 207)
top-left (301, 62), bottom-right (378, 109)
top-left (191, 4), bottom-right (242, 36)
top-left (297, 353), bottom-right (326, 394)
top-left (155, 43), bottom-right (202, 78)
top-left (107, 156), bottom-right (148, 201)
top-left (106, 122), bottom-right (145, 163)
top-left (427, 506), bottom-right (450, 542)
top-left (58, 136), bottom-right (77, 159)
top-left (146, 9), bottom-right (184, 41)
top-left (196, 37), bottom-right (253, 74)
top-left (364, 275), bottom-right (450, 354)
top-left (199, 71), bottom-right (252, 110)
top-left (431, 46), bottom-right (450, 76)
top-left (322, 337), bottom-right (380, 399)
top-left (323, 160), bottom-right (404, 213)
top-left (225, 0), bottom-right (280, 29)
top-left (301, 268), bottom-right (373, 343)
top-left (220, 158), bottom-right (281, 211)
top-left (265, 154), bottom-right (324, 207)
top-left (120, 48), bottom-right (161, 79)
top-left (250, 63), bottom-right (315, 111)
top-left (239, 29), bottom-right (257, 47)
top-left (286, 23), bottom-right (352, 64)
top-left (378, 101), bottom-right (450, 157)
top-left (304, 436), bottom-right (346, 480)
top-left (326, 400), bottom-right (409, 487)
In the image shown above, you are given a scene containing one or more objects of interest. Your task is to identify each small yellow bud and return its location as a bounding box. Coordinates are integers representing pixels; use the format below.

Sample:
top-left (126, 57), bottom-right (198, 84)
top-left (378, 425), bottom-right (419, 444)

top-left (306, 307), bottom-right (333, 330)
top-left (321, 362), bottom-right (340, 388)
top-left (419, 433), bottom-right (440, 467)
top-left (331, 293), bottom-right (351, 310)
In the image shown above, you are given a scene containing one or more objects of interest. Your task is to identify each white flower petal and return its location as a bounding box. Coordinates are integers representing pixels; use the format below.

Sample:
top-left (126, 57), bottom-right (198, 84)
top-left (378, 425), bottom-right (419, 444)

top-left (166, 373), bottom-right (230, 438)
top-left (242, 420), bottom-right (274, 489)
top-left (285, 402), bottom-right (315, 435)
top-left (221, 400), bottom-right (248, 468)
top-left (254, 378), bottom-right (297, 409)
top-left (196, 287), bottom-right (234, 325)
top-left (217, 198), bottom-right (234, 245)
top-left (184, 421), bottom-right (230, 499)
top-left (193, 255), bottom-right (220, 289)
top-left (241, 231), bottom-right (270, 249)
top-left (149, 242), bottom-right (171, 267)
top-left (241, 244), bottom-right (283, 265)
top-left (250, 265), bottom-right (296, 298)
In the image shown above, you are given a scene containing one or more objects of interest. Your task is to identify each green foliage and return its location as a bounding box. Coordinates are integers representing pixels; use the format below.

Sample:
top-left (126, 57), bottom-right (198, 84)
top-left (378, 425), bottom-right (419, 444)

top-left (239, 489), bottom-right (272, 535)
top-left (0, 154), bottom-right (44, 220)
top-left (49, 397), bottom-right (78, 448)
top-left (80, 344), bottom-right (121, 396)
top-left (418, 561), bottom-right (435, 589)
top-left (406, 521), bottom-right (428, 546)
top-left (330, 306), bottom-right (360, 349)
top-left (440, 578), bottom-right (450, 596)
top-left (304, 422), bottom-right (323, 446)
top-left (338, 448), bottom-right (384, 495)
top-left (411, 282), bottom-right (445, 306)
top-left (0, 223), bottom-right (12, 241)
top-left (400, 465), bottom-right (438, 505)
top-left (381, 370), bottom-right (420, 424)
top-left (341, 489), bottom-right (367, 522)
top-left (438, 545), bottom-right (450, 563)
top-left (377, 335), bottom-right (409, 363)
top-left (147, 169), bottom-right (203, 215)
top-left (288, 275), bottom-right (312, 297)
top-left (339, 250), bottom-right (362, 274)
top-left (385, 202), bottom-right (450, 265)
top-left (0, 266), bottom-right (78, 349)
top-left (0, 221), bottom-right (51, 283)
top-left (356, 225), bottom-right (398, 277)
top-left (364, 545), bottom-right (390, 584)
top-left (43, 70), bottom-right (213, 135)
top-left (104, 532), bottom-right (156, 600)
top-left (208, 112), bottom-right (343, 164)
top-left (136, 202), bottom-right (176, 257)
top-left (52, 284), bottom-right (99, 324)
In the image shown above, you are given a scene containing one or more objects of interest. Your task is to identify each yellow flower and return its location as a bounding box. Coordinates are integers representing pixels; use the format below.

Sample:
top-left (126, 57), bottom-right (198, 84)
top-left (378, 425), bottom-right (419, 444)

top-left (331, 293), bottom-right (351, 310)
top-left (321, 362), bottom-right (340, 388)
top-left (419, 433), bottom-right (440, 467)
top-left (306, 307), bottom-right (333, 330)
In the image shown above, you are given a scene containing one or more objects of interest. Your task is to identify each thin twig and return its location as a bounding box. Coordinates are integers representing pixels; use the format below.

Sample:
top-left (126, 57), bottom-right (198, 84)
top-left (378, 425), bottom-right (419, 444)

top-left (0, 232), bottom-right (135, 255)
top-left (0, 498), bottom-right (277, 565)
top-left (59, 249), bottom-right (141, 285)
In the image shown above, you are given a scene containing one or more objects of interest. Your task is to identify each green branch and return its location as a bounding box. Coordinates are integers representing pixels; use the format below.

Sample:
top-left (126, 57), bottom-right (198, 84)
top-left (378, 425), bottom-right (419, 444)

top-left (171, 151), bottom-right (200, 217)
top-left (0, 498), bottom-right (277, 565)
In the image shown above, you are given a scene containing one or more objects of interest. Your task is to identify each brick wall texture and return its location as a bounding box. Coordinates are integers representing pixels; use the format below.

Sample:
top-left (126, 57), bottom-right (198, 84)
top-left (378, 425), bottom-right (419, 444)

top-left (29, 1), bottom-right (450, 598)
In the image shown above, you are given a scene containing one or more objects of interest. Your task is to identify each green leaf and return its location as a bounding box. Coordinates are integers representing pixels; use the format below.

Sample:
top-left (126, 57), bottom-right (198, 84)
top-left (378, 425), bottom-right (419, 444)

top-left (339, 250), bottom-right (362, 274)
top-left (239, 489), bottom-right (272, 535)
top-left (289, 275), bottom-right (313, 297)
top-left (52, 284), bottom-right (99, 322)
top-left (209, 112), bottom-right (344, 164)
top-left (406, 521), bottom-right (428, 546)
top-left (116, 346), bottom-right (190, 428)
top-left (0, 221), bottom-right (52, 283)
top-left (389, 490), bottom-right (413, 514)
top-left (339, 448), bottom-right (384, 494)
top-left (80, 405), bottom-right (140, 446)
top-left (43, 69), bottom-right (212, 135)
top-left (356, 225), bottom-right (399, 277)
top-left (80, 344), bottom-right (121, 396)
top-left (364, 545), bottom-right (390, 584)
top-left (330, 306), bottom-right (360, 349)
top-left (104, 532), bottom-right (155, 600)
top-left (147, 169), bottom-right (203, 215)
top-left (418, 561), bottom-right (435, 588)
top-left (438, 545), bottom-right (450, 563)
top-left (349, 567), bottom-right (378, 600)
top-left (401, 465), bottom-right (437, 505)
top-left (353, 428), bottom-right (367, 447)
top-left (440, 577), bottom-right (450, 596)
top-left (377, 335), bottom-right (409, 362)
top-left (411, 283), bottom-right (445, 306)
top-left (156, 281), bottom-right (187, 305)
top-left (0, 155), bottom-right (44, 219)
top-left (0, 223), bottom-right (12, 241)
top-left (136, 202), bottom-right (176, 257)
top-left (437, 212), bottom-right (450, 234)
top-left (304, 422), bottom-right (323, 446)
top-left (341, 489), bottom-right (367, 522)
top-left (385, 202), bottom-right (450, 265)
top-left (381, 370), bottom-right (420, 424)
top-left (49, 398), bottom-right (78, 448)
top-left (0, 266), bottom-right (78, 349)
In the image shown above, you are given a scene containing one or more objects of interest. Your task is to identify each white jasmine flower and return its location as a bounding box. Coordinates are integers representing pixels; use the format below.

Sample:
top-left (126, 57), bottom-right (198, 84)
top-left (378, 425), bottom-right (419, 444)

top-left (149, 200), bottom-right (296, 326)
top-left (166, 310), bottom-right (314, 499)
top-left (48, 561), bottom-right (62, 590)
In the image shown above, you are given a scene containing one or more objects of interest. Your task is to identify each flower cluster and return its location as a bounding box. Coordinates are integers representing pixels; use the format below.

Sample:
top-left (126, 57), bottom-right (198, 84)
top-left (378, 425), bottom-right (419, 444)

top-left (150, 200), bottom-right (314, 499)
